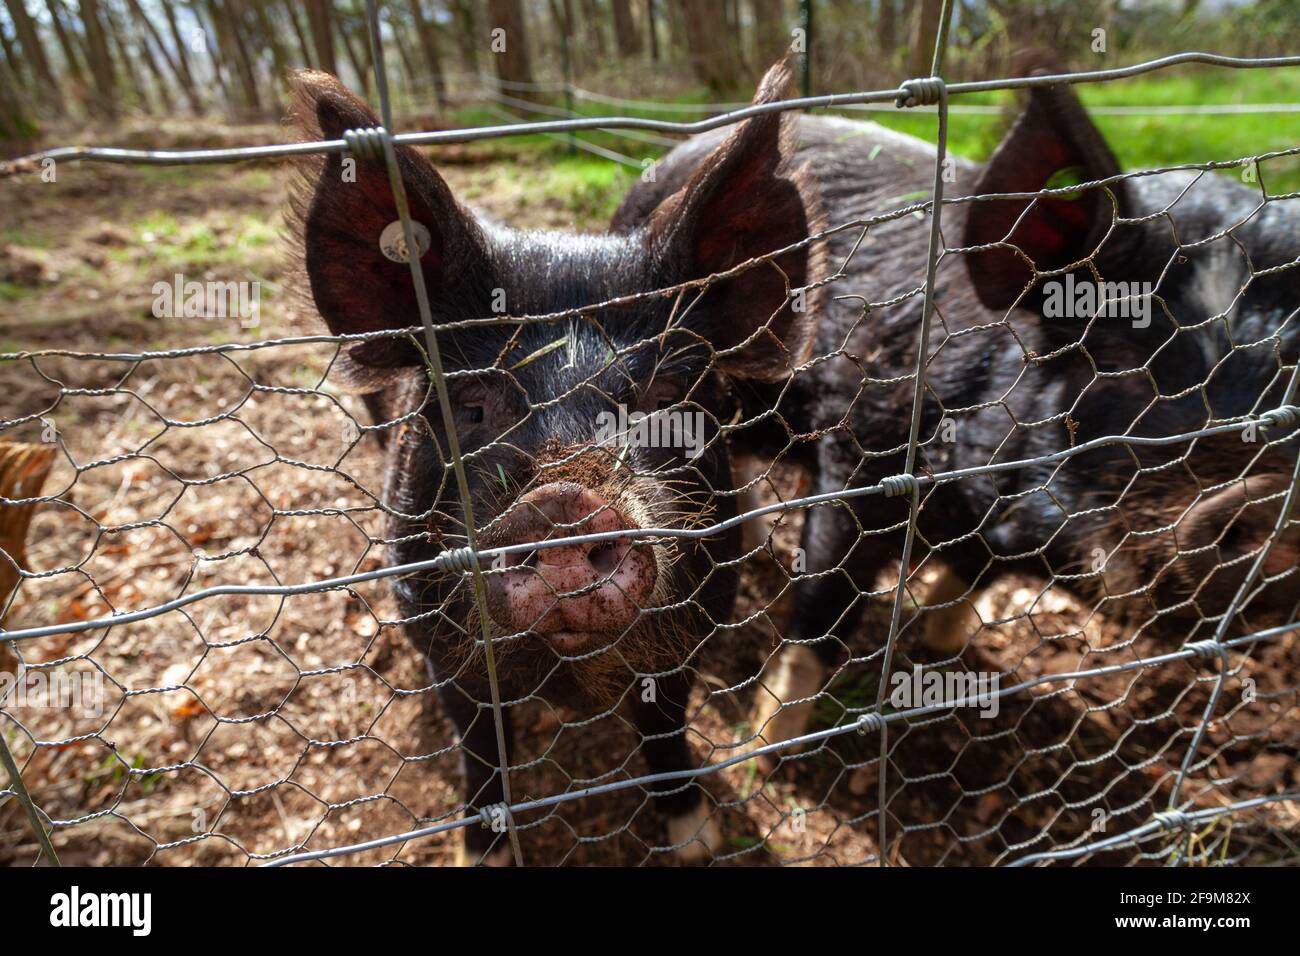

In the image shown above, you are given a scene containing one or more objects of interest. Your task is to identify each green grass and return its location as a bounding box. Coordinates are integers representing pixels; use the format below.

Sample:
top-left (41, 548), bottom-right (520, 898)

top-left (458, 65), bottom-right (1300, 200)
top-left (127, 211), bottom-right (278, 268)
top-left (846, 67), bottom-right (1300, 193)
top-left (0, 281), bottom-right (39, 302)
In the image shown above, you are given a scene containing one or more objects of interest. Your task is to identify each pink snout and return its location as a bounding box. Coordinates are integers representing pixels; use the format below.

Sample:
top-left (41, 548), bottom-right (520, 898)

top-left (485, 482), bottom-right (657, 650)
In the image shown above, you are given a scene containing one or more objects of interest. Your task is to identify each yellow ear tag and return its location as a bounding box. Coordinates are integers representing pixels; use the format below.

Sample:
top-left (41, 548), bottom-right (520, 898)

top-left (379, 220), bottom-right (432, 263)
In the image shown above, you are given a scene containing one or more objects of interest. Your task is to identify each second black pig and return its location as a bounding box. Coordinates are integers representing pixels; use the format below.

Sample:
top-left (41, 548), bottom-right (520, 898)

top-left (615, 76), bottom-right (1300, 756)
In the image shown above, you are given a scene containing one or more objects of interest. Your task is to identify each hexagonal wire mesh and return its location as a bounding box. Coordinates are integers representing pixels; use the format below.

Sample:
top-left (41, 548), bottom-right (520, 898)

top-left (1, 2), bottom-right (1298, 867)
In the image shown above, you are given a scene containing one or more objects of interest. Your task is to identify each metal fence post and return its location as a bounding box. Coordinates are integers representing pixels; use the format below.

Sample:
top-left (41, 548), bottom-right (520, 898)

top-left (0, 728), bottom-right (60, 865)
top-left (874, 0), bottom-right (956, 867)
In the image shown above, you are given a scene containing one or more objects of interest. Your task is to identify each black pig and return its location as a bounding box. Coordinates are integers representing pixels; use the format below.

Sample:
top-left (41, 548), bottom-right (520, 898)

top-left (616, 75), bottom-right (1299, 756)
top-left (289, 62), bottom-right (823, 864)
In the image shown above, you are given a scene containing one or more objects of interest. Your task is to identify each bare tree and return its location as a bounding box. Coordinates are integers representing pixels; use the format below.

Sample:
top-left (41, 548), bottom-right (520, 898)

top-left (335, 6), bottom-right (373, 96)
top-left (751, 0), bottom-right (787, 66)
top-left (78, 0), bottom-right (119, 118)
top-left (679, 0), bottom-right (745, 92)
top-left (206, 0), bottom-right (263, 112)
top-left (0, 36), bottom-right (36, 137)
top-left (908, 0), bottom-right (942, 76)
top-left (281, 0), bottom-right (315, 68)
top-left (44, 0), bottom-right (88, 96)
top-left (160, 0), bottom-right (207, 112)
top-left (611, 0), bottom-right (642, 56)
top-left (105, 0), bottom-right (155, 112)
top-left (408, 0), bottom-right (447, 107)
top-left (5, 0), bottom-right (64, 114)
top-left (126, 0), bottom-right (203, 112)
top-left (645, 0), bottom-right (659, 61)
top-left (487, 0), bottom-right (535, 100)
top-left (306, 0), bottom-right (339, 75)
top-left (123, 2), bottom-right (179, 114)
top-left (448, 0), bottom-right (480, 73)
top-left (876, 0), bottom-right (897, 48)
top-left (250, 0), bottom-right (291, 86)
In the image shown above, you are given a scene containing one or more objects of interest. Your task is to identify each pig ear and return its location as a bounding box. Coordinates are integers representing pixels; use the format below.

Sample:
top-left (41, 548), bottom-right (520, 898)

top-left (289, 71), bottom-right (489, 368)
top-left (645, 59), bottom-right (824, 381)
top-left (962, 81), bottom-right (1133, 312)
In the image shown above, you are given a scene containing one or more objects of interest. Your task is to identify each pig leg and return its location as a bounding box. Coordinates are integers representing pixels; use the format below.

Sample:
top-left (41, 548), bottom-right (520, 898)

top-left (632, 669), bottom-right (720, 864)
top-left (732, 452), bottom-right (774, 554)
top-left (918, 566), bottom-right (981, 656)
top-left (748, 489), bottom-right (899, 765)
top-left (440, 683), bottom-right (516, 867)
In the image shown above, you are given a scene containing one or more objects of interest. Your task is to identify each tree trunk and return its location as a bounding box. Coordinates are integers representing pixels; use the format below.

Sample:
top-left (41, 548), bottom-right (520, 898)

top-left (0, 43), bottom-right (36, 138)
top-left (4, 0), bottom-right (63, 114)
top-left (877, 0), bottom-right (898, 55)
top-left (127, 0), bottom-right (201, 113)
top-left (220, 0), bottom-right (265, 111)
top-left (251, 0), bottom-right (291, 86)
top-left (44, 0), bottom-right (88, 91)
top-left (486, 0), bottom-right (535, 102)
top-left (160, 0), bottom-right (201, 101)
top-left (105, 0), bottom-right (152, 112)
top-left (392, 19), bottom-right (417, 94)
top-left (126, 7), bottom-right (177, 113)
top-left (751, 0), bottom-right (786, 66)
top-left (645, 0), bottom-right (659, 61)
top-left (282, 0), bottom-right (314, 67)
top-left (192, 5), bottom-right (234, 110)
top-left (612, 0), bottom-right (642, 56)
top-left (579, 0), bottom-right (607, 63)
top-left (306, 0), bottom-right (339, 75)
top-left (679, 0), bottom-right (744, 93)
top-left (908, 0), bottom-right (942, 77)
top-left (449, 0), bottom-right (480, 73)
top-left (408, 0), bottom-right (447, 108)
top-left (336, 11), bottom-right (373, 97)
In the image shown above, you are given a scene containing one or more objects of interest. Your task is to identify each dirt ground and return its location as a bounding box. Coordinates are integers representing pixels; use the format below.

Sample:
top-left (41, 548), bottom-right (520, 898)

top-left (1, 119), bottom-right (1296, 867)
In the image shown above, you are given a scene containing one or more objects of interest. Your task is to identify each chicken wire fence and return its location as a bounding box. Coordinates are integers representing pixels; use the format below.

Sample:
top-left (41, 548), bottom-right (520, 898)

top-left (1, 0), bottom-right (1299, 867)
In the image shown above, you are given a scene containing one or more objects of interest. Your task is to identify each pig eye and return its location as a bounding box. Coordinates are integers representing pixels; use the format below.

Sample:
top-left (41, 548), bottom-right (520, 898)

top-left (638, 377), bottom-right (685, 413)
top-left (463, 404), bottom-right (485, 425)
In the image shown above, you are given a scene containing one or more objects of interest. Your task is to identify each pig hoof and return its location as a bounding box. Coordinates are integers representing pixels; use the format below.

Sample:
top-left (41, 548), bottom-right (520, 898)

top-left (747, 643), bottom-right (826, 769)
top-left (666, 801), bottom-right (721, 864)
top-left (454, 834), bottom-right (513, 867)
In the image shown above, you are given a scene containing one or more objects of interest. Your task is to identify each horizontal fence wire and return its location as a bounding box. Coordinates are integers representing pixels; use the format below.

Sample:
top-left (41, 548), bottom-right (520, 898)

top-left (5, 53), bottom-right (1300, 172)
top-left (2, 5), bottom-right (1299, 867)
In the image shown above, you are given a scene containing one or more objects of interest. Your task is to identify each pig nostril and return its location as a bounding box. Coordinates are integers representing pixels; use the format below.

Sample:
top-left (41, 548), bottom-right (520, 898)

top-left (587, 541), bottom-right (623, 577)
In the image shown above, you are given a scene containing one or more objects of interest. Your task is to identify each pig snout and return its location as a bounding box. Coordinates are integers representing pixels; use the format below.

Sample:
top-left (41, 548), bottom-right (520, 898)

top-left (485, 482), bottom-right (657, 650)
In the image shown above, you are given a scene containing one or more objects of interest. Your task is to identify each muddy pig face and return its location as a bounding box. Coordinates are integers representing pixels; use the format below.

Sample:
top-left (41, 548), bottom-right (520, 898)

top-left (290, 63), bottom-right (823, 684)
top-left (962, 79), bottom-right (1300, 636)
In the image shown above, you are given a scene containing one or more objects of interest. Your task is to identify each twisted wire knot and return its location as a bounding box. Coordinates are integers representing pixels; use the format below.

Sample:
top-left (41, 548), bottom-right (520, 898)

top-left (478, 802), bottom-right (512, 829)
top-left (342, 126), bottom-right (392, 161)
top-left (1184, 639), bottom-right (1226, 661)
top-left (1259, 404), bottom-right (1300, 430)
top-left (1154, 809), bottom-right (1192, 831)
top-left (434, 547), bottom-right (480, 574)
top-left (856, 713), bottom-right (885, 734)
top-left (896, 77), bottom-right (946, 108)
top-left (881, 473), bottom-right (921, 498)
